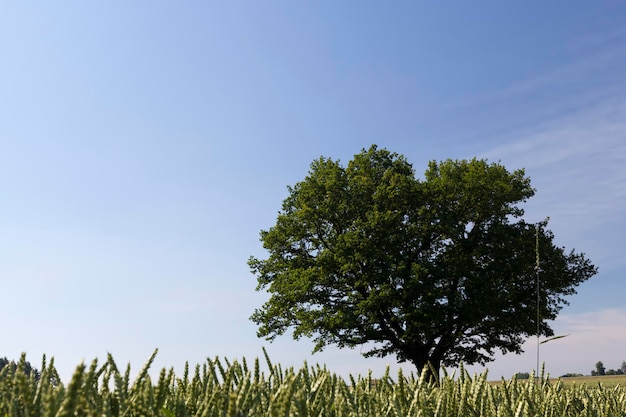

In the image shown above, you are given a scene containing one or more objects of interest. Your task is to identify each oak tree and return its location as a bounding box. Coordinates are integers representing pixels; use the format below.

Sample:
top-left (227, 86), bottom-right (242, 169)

top-left (250, 146), bottom-right (597, 379)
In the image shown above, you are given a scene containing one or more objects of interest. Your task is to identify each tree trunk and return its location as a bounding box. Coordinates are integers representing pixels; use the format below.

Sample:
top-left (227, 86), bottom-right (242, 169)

top-left (410, 356), bottom-right (440, 385)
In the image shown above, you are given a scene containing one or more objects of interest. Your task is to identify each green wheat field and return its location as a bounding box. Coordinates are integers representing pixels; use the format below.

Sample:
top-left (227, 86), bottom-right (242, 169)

top-left (1, 350), bottom-right (625, 417)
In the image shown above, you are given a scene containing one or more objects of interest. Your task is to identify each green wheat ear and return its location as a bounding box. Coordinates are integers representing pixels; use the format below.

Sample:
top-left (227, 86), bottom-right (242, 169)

top-left (1, 351), bottom-right (625, 416)
top-left (55, 362), bottom-right (85, 417)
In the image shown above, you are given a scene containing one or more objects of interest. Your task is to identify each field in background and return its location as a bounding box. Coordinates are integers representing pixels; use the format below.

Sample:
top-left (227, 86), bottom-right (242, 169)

top-left (557, 374), bottom-right (626, 387)
top-left (487, 374), bottom-right (626, 388)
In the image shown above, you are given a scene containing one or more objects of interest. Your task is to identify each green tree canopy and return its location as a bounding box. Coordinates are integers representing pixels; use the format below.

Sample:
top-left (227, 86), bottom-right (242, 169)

top-left (0, 356), bottom-right (41, 381)
top-left (250, 145), bottom-right (597, 379)
top-left (594, 361), bottom-right (606, 376)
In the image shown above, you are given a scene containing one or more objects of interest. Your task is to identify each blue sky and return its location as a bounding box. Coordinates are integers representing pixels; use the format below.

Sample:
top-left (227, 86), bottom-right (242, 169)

top-left (2, 2), bottom-right (625, 381)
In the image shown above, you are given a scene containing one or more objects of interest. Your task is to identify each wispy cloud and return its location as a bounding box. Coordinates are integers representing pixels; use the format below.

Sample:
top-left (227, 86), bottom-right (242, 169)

top-left (484, 96), bottom-right (626, 195)
top-left (479, 93), bottom-right (626, 272)
top-left (461, 308), bottom-right (626, 378)
top-left (441, 26), bottom-right (626, 116)
top-left (537, 308), bottom-right (626, 374)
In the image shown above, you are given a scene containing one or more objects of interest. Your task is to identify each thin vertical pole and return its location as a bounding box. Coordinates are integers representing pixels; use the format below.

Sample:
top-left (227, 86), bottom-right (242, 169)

top-left (535, 224), bottom-right (540, 379)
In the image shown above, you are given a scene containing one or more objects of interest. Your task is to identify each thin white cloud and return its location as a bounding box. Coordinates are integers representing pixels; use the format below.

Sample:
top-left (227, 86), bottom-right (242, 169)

top-left (538, 308), bottom-right (626, 374)
top-left (439, 26), bottom-right (626, 115)
top-left (489, 104), bottom-right (626, 213)
top-left (461, 308), bottom-right (626, 379)
top-left (478, 93), bottom-right (626, 273)
top-left (484, 98), bottom-right (626, 171)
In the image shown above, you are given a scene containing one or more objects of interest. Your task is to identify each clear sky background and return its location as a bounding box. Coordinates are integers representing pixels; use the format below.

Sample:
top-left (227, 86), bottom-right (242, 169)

top-left (2, 2), bottom-right (625, 381)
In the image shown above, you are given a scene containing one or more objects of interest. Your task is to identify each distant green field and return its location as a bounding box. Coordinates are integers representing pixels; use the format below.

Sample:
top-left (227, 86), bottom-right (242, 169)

top-left (489, 374), bottom-right (626, 388)
top-left (557, 374), bottom-right (626, 387)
